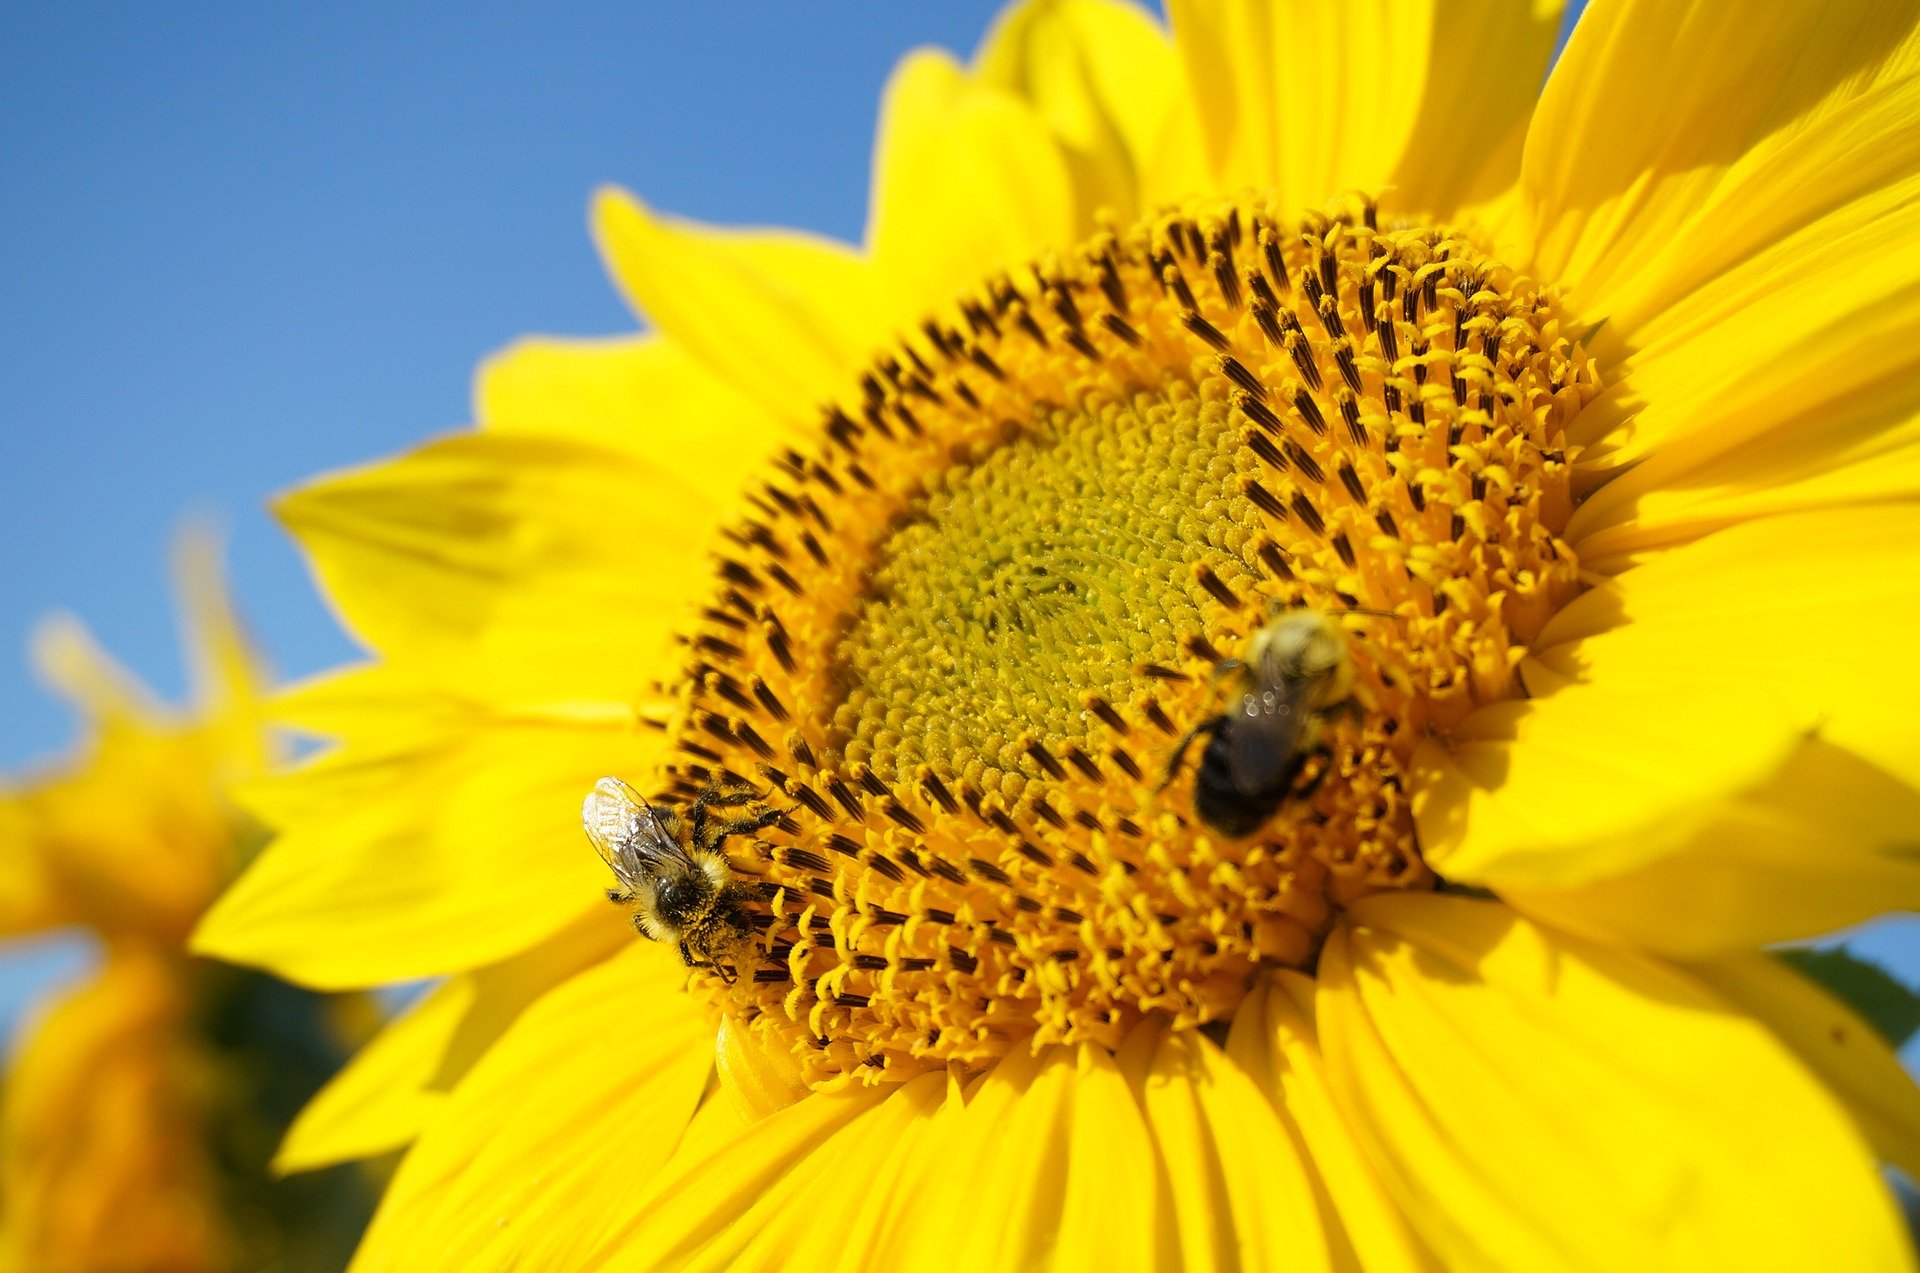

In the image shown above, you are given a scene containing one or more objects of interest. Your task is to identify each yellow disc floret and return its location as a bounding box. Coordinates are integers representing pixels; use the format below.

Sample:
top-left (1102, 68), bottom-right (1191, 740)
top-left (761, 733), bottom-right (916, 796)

top-left (651, 192), bottom-right (1600, 1088)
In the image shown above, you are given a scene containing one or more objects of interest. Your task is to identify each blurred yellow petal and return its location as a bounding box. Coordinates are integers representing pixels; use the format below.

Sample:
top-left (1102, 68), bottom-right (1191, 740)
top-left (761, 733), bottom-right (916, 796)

top-left (893, 1042), bottom-right (1159, 1271)
top-left (0, 953), bottom-right (226, 1273)
top-left (866, 49), bottom-right (1080, 318)
top-left (474, 333), bottom-right (792, 506)
top-left (1493, 738), bottom-right (1920, 956)
top-left (1566, 165), bottom-right (1920, 491)
top-left (265, 662), bottom-right (468, 744)
top-left (597, 1078), bottom-right (927, 1273)
top-left (274, 979), bottom-right (468, 1175)
top-left (1227, 973), bottom-right (1441, 1273)
top-left (1544, 508), bottom-right (1920, 792)
top-left (1695, 951), bottom-right (1920, 1182)
top-left (276, 433), bottom-right (711, 707)
top-left (6, 637), bottom-right (235, 943)
top-left (195, 719), bottom-right (649, 988)
top-left (170, 525), bottom-right (270, 776)
top-left (1411, 668), bottom-right (1806, 890)
top-left (1167, 0), bottom-right (1562, 219)
top-left (1427, 509), bottom-right (1920, 909)
top-left (278, 902), bottom-right (631, 1175)
top-left (349, 943), bottom-right (709, 1272)
top-left (1521, 0), bottom-right (1920, 319)
top-left (592, 188), bottom-right (884, 427)
top-left (1319, 894), bottom-right (1911, 1271)
top-left (713, 1013), bottom-right (810, 1124)
top-left (29, 613), bottom-right (160, 729)
top-left (1385, 1), bottom-right (1565, 228)
top-left (1139, 1024), bottom-right (1335, 1272)
top-left (974, 0), bottom-right (1179, 225)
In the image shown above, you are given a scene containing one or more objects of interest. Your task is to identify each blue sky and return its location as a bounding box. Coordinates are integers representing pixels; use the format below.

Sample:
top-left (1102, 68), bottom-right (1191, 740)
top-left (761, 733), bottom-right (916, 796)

top-left (2, 2), bottom-right (1917, 1055)
top-left (0, 1), bottom-right (1008, 1036)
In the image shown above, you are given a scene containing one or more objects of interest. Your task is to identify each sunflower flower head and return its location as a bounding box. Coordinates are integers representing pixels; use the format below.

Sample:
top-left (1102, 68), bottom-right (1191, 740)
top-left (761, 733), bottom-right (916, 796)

top-left (656, 189), bottom-right (1601, 1091)
top-left (201, 1), bottom-right (1920, 1268)
top-left (0, 531), bottom-right (374, 1273)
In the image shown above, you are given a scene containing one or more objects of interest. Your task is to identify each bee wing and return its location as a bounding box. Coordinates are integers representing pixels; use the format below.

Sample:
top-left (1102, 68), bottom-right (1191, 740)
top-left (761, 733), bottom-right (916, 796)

top-left (1225, 693), bottom-right (1308, 793)
top-left (581, 776), bottom-right (693, 890)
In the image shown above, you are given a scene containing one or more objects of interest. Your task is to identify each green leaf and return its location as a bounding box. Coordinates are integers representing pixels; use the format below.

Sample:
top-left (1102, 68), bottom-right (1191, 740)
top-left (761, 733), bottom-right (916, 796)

top-left (1777, 946), bottom-right (1920, 1048)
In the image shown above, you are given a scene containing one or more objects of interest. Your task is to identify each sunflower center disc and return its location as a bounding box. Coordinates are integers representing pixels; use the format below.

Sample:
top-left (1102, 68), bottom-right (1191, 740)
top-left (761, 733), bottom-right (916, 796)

top-left (662, 193), bottom-right (1600, 1087)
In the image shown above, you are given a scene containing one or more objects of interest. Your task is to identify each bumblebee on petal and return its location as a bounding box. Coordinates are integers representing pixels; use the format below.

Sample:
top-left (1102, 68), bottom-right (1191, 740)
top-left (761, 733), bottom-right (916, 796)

top-left (581, 776), bottom-right (779, 981)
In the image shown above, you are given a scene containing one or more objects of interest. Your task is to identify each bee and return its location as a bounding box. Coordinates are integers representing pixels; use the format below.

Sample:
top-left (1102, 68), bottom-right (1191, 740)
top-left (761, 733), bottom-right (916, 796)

top-left (1161, 608), bottom-right (1358, 838)
top-left (580, 776), bottom-right (783, 981)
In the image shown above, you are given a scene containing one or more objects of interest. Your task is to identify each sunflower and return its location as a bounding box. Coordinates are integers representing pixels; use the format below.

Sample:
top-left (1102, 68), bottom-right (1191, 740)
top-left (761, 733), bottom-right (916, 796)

top-left (0, 533), bottom-right (374, 1273)
top-left (197, 0), bottom-right (1920, 1267)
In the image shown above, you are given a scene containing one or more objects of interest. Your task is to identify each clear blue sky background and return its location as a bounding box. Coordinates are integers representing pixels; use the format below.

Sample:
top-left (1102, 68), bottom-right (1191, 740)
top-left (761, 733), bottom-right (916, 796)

top-left (2, 2), bottom-right (1916, 1059)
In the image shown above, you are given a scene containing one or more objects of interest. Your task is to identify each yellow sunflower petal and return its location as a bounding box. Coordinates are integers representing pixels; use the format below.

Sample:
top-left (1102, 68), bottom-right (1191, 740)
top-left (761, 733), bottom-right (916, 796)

top-left (0, 953), bottom-right (226, 1273)
top-left (277, 433), bottom-right (713, 707)
top-left (264, 662), bottom-right (467, 744)
top-left (1166, 0), bottom-right (1562, 219)
top-left (1565, 164), bottom-right (1920, 490)
top-left (1487, 736), bottom-right (1920, 956)
top-left (1319, 893), bottom-right (1912, 1271)
top-left (1384, 0), bottom-right (1566, 224)
top-left (973, 0), bottom-right (1179, 226)
top-left (1227, 973), bottom-right (1441, 1273)
top-left (18, 619), bottom-right (233, 940)
top-left (274, 906), bottom-right (626, 1173)
top-left (594, 1077), bottom-right (934, 1273)
top-left (592, 188), bottom-right (884, 427)
top-left (1542, 507), bottom-right (1920, 792)
top-left (1571, 421), bottom-right (1920, 571)
top-left (273, 978), bottom-right (470, 1174)
top-left (866, 48), bottom-right (1080, 319)
top-left (194, 719), bottom-right (649, 988)
top-left (347, 944), bottom-right (710, 1273)
top-left (1410, 666), bottom-right (1806, 890)
top-left (1695, 951), bottom-right (1920, 1183)
top-left (29, 612), bottom-right (160, 727)
top-left (475, 333), bottom-right (792, 506)
top-left (0, 796), bottom-right (66, 938)
top-left (893, 1042), bottom-right (1160, 1271)
top-left (171, 525), bottom-right (268, 774)
top-left (713, 1014), bottom-right (810, 1124)
top-left (1427, 508), bottom-right (1920, 903)
top-left (1521, 0), bottom-right (1920, 318)
top-left (423, 904), bottom-right (630, 1089)
top-left (1139, 1025), bottom-right (1335, 1272)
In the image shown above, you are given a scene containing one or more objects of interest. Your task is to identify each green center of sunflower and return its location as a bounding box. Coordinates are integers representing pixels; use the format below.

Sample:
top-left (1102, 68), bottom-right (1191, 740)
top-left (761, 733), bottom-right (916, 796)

top-left (652, 192), bottom-right (1599, 1090)
top-left (834, 382), bottom-right (1240, 799)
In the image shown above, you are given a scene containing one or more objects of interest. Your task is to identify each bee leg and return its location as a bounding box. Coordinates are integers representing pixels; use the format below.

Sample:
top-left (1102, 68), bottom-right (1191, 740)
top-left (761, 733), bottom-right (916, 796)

top-left (685, 792), bottom-right (715, 853)
top-left (716, 803), bottom-right (789, 841)
top-left (1287, 746), bottom-right (1336, 801)
top-left (1207, 657), bottom-right (1246, 685)
top-left (1157, 717), bottom-right (1221, 793)
top-left (606, 887), bottom-right (635, 904)
top-left (701, 783), bottom-right (762, 810)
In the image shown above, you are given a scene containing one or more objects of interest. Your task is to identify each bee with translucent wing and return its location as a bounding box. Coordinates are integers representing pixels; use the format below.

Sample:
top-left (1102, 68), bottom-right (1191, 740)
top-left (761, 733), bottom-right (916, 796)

top-left (1162, 608), bottom-right (1361, 839)
top-left (580, 776), bottom-right (781, 981)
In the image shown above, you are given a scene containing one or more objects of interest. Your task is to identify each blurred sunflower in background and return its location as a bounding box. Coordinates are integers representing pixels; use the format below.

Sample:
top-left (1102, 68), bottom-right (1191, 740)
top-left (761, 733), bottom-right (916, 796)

top-left (197, 0), bottom-right (1920, 1268)
top-left (0, 532), bottom-right (375, 1273)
